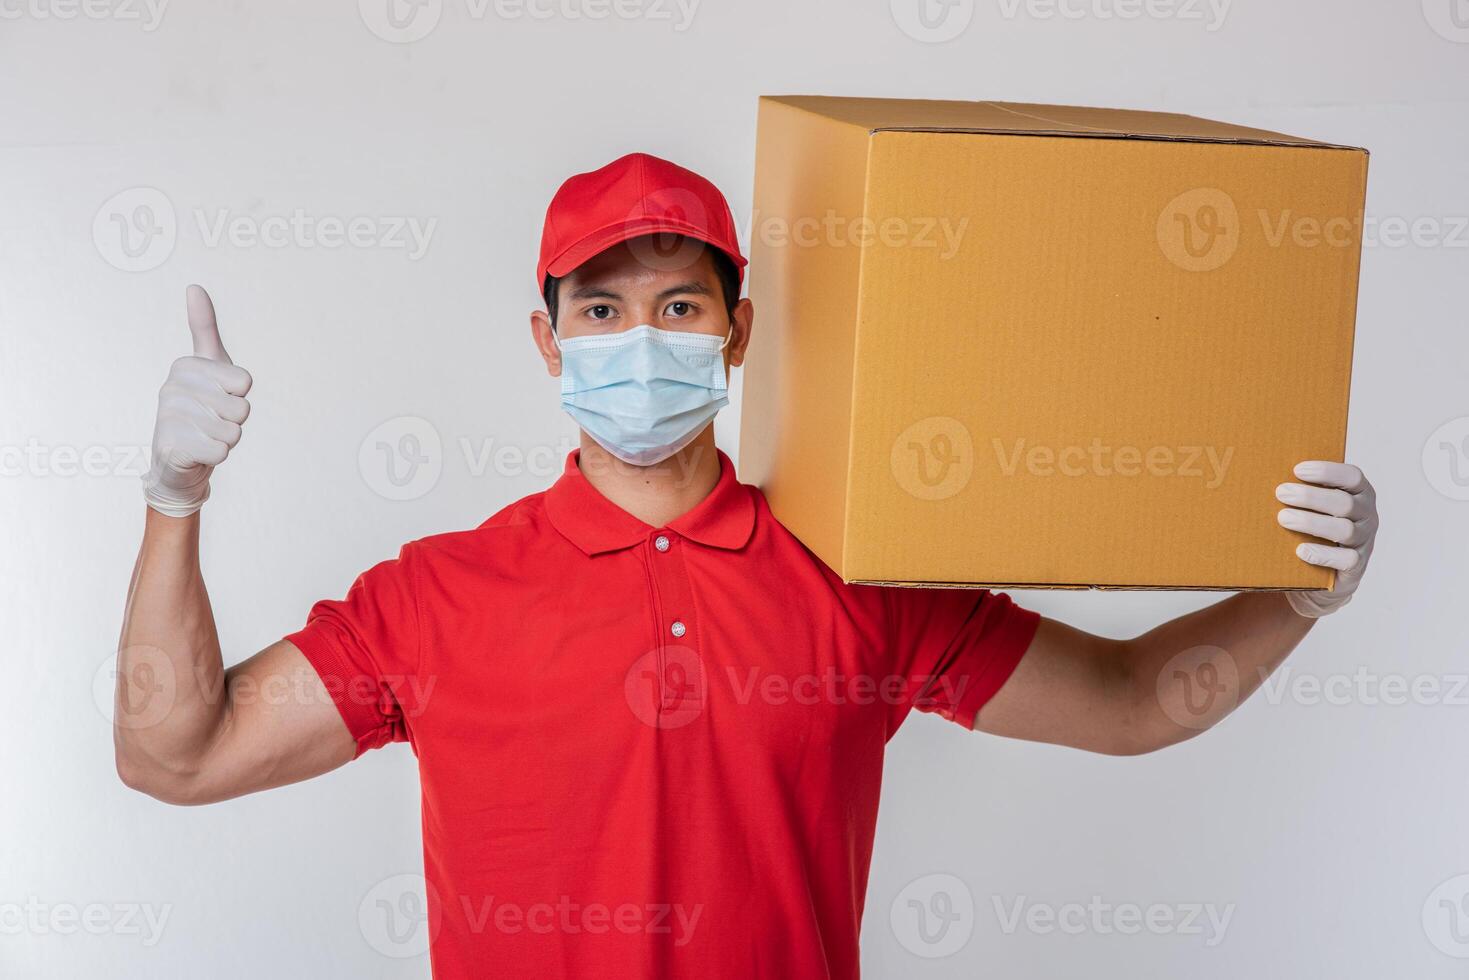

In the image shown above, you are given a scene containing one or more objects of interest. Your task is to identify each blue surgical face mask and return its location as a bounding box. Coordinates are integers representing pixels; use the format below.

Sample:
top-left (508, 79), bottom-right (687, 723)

top-left (555, 323), bottom-right (731, 466)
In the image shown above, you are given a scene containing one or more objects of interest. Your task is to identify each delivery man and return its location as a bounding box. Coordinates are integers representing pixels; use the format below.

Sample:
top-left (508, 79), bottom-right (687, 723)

top-left (114, 152), bottom-right (1378, 979)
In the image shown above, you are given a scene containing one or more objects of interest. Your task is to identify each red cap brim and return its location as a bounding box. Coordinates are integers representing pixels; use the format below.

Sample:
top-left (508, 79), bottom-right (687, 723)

top-left (543, 215), bottom-right (747, 284)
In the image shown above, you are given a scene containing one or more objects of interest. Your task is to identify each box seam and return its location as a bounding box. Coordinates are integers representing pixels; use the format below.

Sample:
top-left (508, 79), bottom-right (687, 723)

top-left (839, 131), bottom-right (881, 579)
top-left (868, 127), bottom-right (1366, 152)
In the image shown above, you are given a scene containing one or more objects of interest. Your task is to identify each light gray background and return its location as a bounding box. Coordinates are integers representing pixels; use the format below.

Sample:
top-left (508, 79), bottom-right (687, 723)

top-left (3, 0), bottom-right (1466, 976)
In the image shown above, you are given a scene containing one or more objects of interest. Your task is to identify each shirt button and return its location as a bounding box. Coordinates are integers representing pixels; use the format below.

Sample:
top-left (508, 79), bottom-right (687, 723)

top-left (670, 620), bottom-right (686, 638)
top-left (654, 535), bottom-right (670, 552)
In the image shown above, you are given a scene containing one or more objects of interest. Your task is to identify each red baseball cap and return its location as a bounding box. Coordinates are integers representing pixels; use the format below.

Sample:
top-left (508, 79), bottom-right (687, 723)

top-left (537, 152), bottom-right (747, 293)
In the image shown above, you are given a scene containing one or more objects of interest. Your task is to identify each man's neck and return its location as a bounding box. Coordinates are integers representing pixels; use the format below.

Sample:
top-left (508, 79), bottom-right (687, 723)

top-left (576, 428), bottom-right (723, 529)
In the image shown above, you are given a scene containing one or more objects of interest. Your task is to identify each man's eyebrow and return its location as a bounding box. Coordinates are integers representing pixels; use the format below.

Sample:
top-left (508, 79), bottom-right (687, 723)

top-left (567, 285), bottom-right (622, 301)
top-left (655, 281), bottom-right (712, 300)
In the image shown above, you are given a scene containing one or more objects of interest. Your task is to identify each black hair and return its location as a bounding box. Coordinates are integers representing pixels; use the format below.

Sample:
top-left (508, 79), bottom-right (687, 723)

top-left (542, 236), bottom-right (740, 327)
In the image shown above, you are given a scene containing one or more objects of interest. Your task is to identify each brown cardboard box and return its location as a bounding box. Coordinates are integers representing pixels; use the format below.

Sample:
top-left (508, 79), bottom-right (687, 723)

top-left (739, 96), bottom-right (1367, 590)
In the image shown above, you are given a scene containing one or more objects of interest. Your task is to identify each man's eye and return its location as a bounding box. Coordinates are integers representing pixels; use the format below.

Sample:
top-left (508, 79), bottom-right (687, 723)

top-left (666, 301), bottom-right (693, 317)
top-left (588, 305), bottom-right (614, 320)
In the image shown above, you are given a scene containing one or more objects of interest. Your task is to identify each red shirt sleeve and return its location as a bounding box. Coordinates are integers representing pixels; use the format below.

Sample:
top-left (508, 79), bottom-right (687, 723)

top-left (284, 544), bottom-right (422, 757)
top-left (884, 587), bottom-right (1040, 734)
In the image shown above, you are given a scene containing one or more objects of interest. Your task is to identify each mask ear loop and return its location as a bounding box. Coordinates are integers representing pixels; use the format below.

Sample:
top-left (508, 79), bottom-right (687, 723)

top-left (718, 322), bottom-right (735, 352)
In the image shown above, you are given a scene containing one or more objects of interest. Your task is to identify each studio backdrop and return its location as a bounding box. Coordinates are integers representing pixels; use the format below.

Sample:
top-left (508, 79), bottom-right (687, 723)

top-left (3, 1), bottom-right (1466, 977)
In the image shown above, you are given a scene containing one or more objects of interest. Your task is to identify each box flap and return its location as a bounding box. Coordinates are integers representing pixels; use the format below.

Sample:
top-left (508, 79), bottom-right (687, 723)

top-left (763, 95), bottom-right (1365, 151)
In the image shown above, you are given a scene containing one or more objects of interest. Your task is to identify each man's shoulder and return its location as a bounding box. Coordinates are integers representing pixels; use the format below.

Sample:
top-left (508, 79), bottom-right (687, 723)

top-left (477, 488), bottom-right (552, 534)
top-left (402, 490), bottom-right (556, 565)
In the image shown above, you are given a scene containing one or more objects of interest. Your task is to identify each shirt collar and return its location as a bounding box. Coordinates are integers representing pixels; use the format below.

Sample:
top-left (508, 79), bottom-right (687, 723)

top-left (545, 448), bottom-right (756, 556)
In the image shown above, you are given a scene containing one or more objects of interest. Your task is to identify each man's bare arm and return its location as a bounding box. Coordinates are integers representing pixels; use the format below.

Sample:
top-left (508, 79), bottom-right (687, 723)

top-left (117, 287), bottom-right (354, 805)
top-left (975, 592), bottom-right (1311, 755)
top-left (114, 508), bottom-right (355, 805)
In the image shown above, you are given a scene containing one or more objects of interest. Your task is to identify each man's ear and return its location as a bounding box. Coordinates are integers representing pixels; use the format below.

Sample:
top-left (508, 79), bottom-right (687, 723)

top-left (530, 310), bottom-right (561, 377)
top-left (725, 298), bottom-right (755, 368)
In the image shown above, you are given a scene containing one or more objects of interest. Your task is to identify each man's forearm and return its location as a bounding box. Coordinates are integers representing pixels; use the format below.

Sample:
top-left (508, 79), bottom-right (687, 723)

top-left (1123, 591), bottom-right (1314, 751)
top-left (114, 508), bottom-right (230, 796)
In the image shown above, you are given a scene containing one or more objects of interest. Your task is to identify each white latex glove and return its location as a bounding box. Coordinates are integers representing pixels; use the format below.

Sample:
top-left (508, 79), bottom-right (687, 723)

top-left (142, 285), bottom-right (253, 518)
top-left (1275, 460), bottom-right (1377, 618)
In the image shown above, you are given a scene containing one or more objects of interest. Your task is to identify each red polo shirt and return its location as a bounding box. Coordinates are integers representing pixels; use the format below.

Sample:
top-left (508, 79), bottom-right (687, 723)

top-left (287, 449), bottom-right (1038, 979)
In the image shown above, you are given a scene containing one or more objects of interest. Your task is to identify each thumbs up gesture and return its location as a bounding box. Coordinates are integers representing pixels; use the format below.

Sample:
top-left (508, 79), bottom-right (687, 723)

top-left (142, 285), bottom-right (254, 518)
